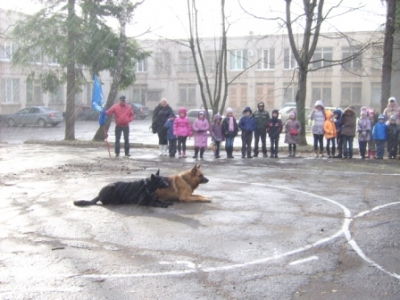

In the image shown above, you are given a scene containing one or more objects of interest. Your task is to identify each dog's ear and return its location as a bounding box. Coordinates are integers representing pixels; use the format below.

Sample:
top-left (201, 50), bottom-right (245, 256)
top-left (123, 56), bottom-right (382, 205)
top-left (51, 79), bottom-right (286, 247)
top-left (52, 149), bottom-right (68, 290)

top-left (156, 169), bottom-right (160, 176)
top-left (191, 165), bottom-right (198, 175)
top-left (150, 174), bottom-right (155, 180)
top-left (196, 164), bottom-right (201, 169)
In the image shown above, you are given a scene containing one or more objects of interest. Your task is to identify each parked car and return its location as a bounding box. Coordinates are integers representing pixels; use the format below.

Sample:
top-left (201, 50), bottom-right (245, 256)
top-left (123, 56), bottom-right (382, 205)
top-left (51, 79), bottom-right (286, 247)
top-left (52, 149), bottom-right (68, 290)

top-left (128, 102), bottom-right (149, 119)
top-left (76, 108), bottom-right (100, 121)
top-left (186, 109), bottom-right (214, 125)
top-left (5, 106), bottom-right (64, 127)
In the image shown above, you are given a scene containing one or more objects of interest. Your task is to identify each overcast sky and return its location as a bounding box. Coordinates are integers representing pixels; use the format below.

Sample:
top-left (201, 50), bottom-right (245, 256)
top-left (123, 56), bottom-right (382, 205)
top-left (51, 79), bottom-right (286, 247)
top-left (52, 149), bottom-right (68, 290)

top-left (0, 0), bottom-right (387, 39)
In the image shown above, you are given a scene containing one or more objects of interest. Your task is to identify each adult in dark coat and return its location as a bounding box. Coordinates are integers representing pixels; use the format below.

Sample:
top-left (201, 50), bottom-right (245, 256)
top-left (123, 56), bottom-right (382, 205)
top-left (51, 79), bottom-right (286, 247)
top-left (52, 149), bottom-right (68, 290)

top-left (252, 102), bottom-right (270, 157)
top-left (340, 106), bottom-right (357, 159)
top-left (152, 98), bottom-right (174, 155)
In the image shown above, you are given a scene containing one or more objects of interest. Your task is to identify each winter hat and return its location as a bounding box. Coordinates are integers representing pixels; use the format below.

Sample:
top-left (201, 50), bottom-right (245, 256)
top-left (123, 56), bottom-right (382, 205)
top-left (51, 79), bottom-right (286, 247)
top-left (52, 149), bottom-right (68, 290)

top-left (289, 111), bottom-right (296, 118)
top-left (168, 113), bottom-right (176, 119)
top-left (272, 109), bottom-right (279, 115)
top-left (390, 115), bottom-right (397, 121)
top-left (119, 95), bottom-right (126, 101)
top-left (198, 110), bottom-right (205, 116)
top-left (314, 100), bottom-right (324, 108)
top-left (388, 96), bottom-right (396, 103)
top-left (243, 106), bottom-right (252, 114)
top-left (367, 109), bottom-right (375, 116)
top-left (360, 110), bottom-right (367, 116)
top-left (378, 114), bottom-right (385, 120)
top-left (178, 107), bottom-right (187, 115)
top-left (226, 107), bottom-right (233, 114)
top-left (360, 106), bottom-right (367, 113)
top-left (333, 109), bottom-right (342, 118)
top-left (257, 102), bottom-right (265, 107)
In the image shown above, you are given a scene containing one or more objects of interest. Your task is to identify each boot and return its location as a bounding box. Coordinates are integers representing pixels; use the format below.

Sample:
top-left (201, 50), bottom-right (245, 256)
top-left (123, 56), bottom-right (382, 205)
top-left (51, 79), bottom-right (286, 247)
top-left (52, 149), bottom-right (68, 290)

top-left (292, 150), bottom-right (296, 158)
top-left (287, 150), bottom-right (292, 157)
top-left (159, 145), bottom-right (163, 156)
top-left (200, 148), bottom-right (205, 159)
top-left (241, 149), bottom-right (246, 158)
top-left (319, 150), bottom-right (324, 157)
top-left (371, 150), bottom-right (376, 159)
top-left (332, 147), bottom-right (336, 158)
top-left (228, 147), bottom-right (234, 158)
top-left (182, 152), bottom-right (187, 158)
top-left (163, 145), bottom-right (168, 156)
top-left (327, 148), bottom-right (331, 158)
top-left (315, 150), bottom-right (319, 158)
top-left (247, 151), bottom-right (253, 158)
top-left (366, 150), bottom-right (370, 159)
top-left (193, 148), bottom-right (199, 158)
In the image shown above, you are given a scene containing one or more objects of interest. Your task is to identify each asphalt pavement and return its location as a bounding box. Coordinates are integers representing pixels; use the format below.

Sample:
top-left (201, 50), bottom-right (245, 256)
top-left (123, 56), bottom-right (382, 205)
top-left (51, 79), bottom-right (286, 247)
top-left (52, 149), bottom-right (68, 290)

top-left (1, 120), bottom-right (399, 299)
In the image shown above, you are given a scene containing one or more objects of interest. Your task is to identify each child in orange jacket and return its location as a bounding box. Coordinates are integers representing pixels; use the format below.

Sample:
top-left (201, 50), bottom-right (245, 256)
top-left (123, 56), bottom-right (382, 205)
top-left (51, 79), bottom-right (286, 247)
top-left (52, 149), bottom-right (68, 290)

top-left (323, 110), bottom-right (337, 158)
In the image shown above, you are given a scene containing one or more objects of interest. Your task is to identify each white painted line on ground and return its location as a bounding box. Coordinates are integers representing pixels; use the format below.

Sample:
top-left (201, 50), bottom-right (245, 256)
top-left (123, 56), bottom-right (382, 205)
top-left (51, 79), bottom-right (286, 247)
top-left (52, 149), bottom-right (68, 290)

top-left (289, 256), bottom-right (318, 266)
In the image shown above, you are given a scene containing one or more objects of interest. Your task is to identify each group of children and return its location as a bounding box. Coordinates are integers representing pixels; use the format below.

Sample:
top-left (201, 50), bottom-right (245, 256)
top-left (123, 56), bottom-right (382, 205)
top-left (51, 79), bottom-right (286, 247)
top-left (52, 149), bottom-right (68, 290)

top-left (163, 97), bottom-right (400, 160)
top-left (310, 98), bottom-right (400, 159)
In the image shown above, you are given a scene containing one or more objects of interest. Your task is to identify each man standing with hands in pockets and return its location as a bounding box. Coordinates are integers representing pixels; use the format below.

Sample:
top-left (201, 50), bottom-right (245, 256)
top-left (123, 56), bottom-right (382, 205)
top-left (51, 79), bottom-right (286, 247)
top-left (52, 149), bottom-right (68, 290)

top-left (106, 95), bottom-right (134, 157)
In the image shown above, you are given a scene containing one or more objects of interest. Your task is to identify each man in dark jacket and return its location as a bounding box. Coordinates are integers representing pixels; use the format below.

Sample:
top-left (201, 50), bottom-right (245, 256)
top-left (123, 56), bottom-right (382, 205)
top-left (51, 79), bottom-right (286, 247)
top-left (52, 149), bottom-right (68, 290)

top-left (340, 106), bottom-right (357, 159)
top-left (267, 109), bottom-right (283, 158)
top-left (252, 102), bottom-right (270, 157)
top-left (239, 106), bottom-right (257, 158)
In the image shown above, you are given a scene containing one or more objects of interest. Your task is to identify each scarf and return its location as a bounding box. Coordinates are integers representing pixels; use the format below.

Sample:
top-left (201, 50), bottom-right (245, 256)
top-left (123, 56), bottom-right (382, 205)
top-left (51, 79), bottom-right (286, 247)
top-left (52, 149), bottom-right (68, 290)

top-left (228, 116), bottom-right (234, 131)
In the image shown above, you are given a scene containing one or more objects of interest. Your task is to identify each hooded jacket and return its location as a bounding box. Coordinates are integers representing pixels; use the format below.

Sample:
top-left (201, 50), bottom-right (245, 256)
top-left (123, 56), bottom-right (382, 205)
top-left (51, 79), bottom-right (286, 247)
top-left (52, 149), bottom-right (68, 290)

top-left (372, 116), bottom-right (387, 141)
top-left (173, 108), bottom-right (191, 137)
top-left (333, 109), bottom-right (343, 133)
top-left (340, 106), bottom-right (357, 137)
top-left (192, 111), bottom-right (210, 147)
top-left (323, 111), bottom-right (337, 139)
top-left (383, 97), bottom-right (400, 124)
top-left (357, 114), bottom-right (371, 142)
top-left (209, 114), bottom-right (224, 142)
top-left (267, 109), bottom-right (283, 139)
top-left (252, 107), bottom-right (270, 132)
top-left (239, 107), bottom-right (257, 132)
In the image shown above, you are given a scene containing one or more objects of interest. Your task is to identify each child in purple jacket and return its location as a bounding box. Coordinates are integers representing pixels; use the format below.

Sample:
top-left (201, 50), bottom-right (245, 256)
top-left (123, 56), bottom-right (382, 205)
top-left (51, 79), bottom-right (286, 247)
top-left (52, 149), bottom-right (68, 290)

top-left (210, 114), bottom-right (224, 158)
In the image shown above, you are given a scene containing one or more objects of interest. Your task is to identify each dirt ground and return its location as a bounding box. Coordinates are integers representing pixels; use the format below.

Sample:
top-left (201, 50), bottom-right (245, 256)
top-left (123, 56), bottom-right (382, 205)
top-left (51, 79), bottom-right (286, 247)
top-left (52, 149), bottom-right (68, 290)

top-left (1, 143), bottom-right (400, 300)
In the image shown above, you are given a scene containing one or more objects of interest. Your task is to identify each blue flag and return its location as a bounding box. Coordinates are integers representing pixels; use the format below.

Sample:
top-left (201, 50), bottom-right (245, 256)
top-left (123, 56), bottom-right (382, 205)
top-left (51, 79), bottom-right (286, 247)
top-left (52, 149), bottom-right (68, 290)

top-left (91, 74), bottom-right (104, 112)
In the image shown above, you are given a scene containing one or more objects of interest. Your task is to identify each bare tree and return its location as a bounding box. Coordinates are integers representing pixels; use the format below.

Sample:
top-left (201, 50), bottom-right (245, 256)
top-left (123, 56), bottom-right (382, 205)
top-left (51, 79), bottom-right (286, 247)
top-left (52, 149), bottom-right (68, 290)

top-left (381, 0), bottom-right (397, 112)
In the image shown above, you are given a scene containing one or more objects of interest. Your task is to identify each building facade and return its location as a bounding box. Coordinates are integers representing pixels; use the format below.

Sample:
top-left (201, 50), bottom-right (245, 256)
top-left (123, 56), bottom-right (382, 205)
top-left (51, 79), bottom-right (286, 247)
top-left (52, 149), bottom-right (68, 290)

top-left (0, 8), bottom-right (384, 117)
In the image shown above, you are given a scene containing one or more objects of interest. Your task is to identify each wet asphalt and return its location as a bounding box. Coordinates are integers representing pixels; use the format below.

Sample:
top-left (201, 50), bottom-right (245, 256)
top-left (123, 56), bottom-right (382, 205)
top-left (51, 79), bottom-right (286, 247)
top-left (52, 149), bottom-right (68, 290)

top-left (0, 121), bottom-right (399, 299)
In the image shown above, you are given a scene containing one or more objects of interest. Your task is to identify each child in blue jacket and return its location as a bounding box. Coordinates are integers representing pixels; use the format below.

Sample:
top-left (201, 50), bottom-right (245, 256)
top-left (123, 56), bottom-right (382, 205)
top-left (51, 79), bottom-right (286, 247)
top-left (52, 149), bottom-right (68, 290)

top-left (239, 106), bottom-right (257, 158)
top-left (164, 113), bottom-right (177, 157)
top-left (372, 114), bottom-right (387, 159)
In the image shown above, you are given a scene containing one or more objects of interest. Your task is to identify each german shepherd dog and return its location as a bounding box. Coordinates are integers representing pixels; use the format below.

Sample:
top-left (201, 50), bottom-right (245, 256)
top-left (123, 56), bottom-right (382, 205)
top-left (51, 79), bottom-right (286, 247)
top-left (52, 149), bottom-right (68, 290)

top-left (73, 172), bottom-right (172, 208)
top-left (153, 164), bottom-right (211, 202)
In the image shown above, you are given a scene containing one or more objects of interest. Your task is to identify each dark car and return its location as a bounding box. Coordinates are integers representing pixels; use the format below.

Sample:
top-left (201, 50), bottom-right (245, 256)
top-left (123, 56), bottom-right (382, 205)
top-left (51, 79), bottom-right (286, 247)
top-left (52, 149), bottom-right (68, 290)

top-left (5, 106), bottom-right (64, 127)
top-left (129, 103), bottom-right (149, 119)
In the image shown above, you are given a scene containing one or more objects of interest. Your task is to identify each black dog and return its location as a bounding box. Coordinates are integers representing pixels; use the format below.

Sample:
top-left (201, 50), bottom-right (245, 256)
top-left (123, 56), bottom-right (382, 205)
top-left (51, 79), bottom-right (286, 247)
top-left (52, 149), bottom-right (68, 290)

top-left (73, 172), bottom-right (172, 208)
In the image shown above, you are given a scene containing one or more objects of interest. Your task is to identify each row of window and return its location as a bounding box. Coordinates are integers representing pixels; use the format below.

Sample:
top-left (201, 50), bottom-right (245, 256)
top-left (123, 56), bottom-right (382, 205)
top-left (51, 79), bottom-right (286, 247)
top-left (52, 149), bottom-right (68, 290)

top-left (1, 78), bottom-right (91, 104)
top-left (136, 47), bottom-right (382, 73)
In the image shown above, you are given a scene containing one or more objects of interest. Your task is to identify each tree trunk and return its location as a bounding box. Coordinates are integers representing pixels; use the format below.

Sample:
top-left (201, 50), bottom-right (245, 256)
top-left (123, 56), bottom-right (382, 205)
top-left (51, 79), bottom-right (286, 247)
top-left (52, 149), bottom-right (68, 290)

top-left (93, 0), bottom-right (128, 141)
top-left (64, 0), bottom-right (76, 140)
top-left (381, 0), bottom-right (397, 112)
top-left (296, 67), bottom-right (308, 145)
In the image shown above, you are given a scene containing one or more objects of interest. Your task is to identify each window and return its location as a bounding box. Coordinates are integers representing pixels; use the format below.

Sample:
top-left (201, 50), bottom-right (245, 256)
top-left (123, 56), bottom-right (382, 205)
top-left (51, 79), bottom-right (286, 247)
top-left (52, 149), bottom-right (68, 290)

top-left (311, 82), bottom-right (332, 106)
top-left (136, 58), bottom-right (147, 72)
top-left (147, 90), bottom-right (162, 103)
top-left (283, 82), bottom-right (298, 103)
top-left (179, 84), bottom-right (196, 105)
top-left (371, 47), bottom-right (383, 70)
top-left (258, 49), bottom-right (275, 70)
top-left (153, 51), bottom-right (171, 73)
top-left (29, 47), bottom-right (42, 64)
top-left (26, 80), bottom-right (43, 104)
top-left (255, 83), bottom-right (275, 109)
top-left (133, 84), bottom-right (148, 104)
top-left (284, 48), bottom-right (297, 70)
top-left (0, 41), bottom-right (18, 61)
top-left (228, 83), bottom-right (248, 109)
top-left (229, 50), bottom-right (248, 71)
top-left (341, 47), bottom-right (362, 69)
top-left (1, 78), bottom-right (20, 103)
top-left (49, 86), bottom-right (64, 104)
top-left (341, 82), bottom-right (361, 107)
top-left (312, 48), bottom-right (333, 69)
top-left (371, 83), bottom-right (381, 106)
top-left (204, 51), bottom-right (218, 71)
top-left (178, 52), bottom-right (195, 73)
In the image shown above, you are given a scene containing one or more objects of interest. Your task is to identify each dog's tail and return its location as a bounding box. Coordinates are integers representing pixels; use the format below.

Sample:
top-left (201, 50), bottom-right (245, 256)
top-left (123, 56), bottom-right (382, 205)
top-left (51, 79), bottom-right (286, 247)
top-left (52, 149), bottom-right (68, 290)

top-left (73, 197), bottom-right (100, 207)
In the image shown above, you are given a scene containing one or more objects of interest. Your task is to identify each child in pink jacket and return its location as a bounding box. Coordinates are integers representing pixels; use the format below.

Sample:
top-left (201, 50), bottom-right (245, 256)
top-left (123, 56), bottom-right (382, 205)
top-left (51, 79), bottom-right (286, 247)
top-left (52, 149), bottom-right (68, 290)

top-left (173, 108), bottom-right (191, 158)
top-left (192, 110), bottom-right (210, 159)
